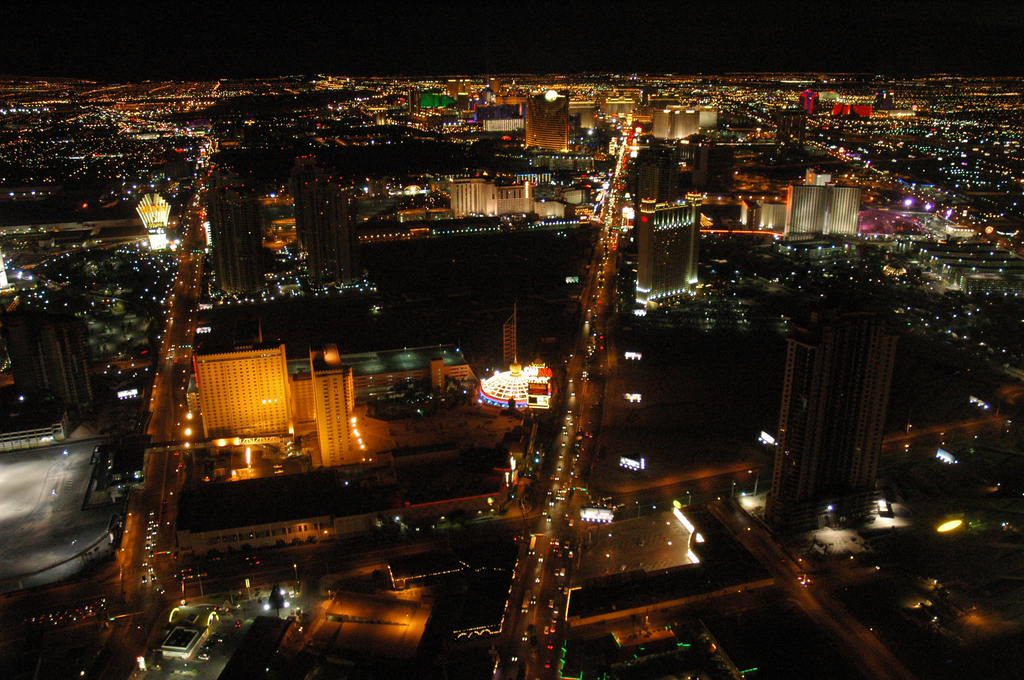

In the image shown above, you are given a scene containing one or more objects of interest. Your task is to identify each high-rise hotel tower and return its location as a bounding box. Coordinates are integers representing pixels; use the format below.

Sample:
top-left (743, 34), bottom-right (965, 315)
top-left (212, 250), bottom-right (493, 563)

top-left (766, 313), bottom-right (897, 533)
top-left (290, 158), bottom-right (357, 287)
top-left (635, 198), bottom-right (701, 307)
top-left (526, 90), bottom-right (569, 152)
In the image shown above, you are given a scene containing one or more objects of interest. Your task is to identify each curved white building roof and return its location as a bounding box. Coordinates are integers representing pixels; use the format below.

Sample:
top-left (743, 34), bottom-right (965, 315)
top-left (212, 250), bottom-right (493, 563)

top-left (479, 362), bottom-right (531, 407)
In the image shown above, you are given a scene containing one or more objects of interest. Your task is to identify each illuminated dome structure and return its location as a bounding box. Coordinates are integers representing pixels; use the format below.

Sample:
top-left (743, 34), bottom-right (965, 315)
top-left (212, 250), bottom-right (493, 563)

top-left (479, 361), bottom-right (551, 409)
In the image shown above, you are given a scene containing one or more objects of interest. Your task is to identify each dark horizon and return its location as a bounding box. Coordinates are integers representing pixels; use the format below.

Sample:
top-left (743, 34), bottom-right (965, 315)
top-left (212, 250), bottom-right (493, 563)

top-left (5, 1), bottom-right (1024, 82)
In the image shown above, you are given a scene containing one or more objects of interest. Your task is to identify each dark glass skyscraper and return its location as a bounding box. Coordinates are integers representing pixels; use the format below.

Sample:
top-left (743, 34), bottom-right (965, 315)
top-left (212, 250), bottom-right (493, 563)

top-left (2, 310), bottom-right (93, 409)
top-left (290, 158), bottom-right (357, 287)
top-left (774, 107), bottom-right (807, 152)
top-left (207, 185), bottom-right (264, 295)
top-left (634, 147), bottom-right (679, 209)
top-left (766, 313), bottom-right (897, 534)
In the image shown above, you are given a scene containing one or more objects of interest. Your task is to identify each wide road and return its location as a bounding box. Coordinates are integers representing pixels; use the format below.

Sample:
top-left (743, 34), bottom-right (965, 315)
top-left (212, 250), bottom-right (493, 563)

top-left (495, 123), bottom-right (636, 680)
top-left (93, 172), bottom-right (210, 680)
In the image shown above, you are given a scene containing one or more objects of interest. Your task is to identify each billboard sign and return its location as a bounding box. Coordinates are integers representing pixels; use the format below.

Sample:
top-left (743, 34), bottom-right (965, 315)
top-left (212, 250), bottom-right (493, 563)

top-left (580, 507), bottom-right (613, 523)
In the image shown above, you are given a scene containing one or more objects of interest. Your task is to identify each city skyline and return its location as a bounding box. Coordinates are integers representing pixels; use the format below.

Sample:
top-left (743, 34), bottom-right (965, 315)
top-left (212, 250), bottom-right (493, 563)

top-left (7, 39), bottom-right (1024, 678)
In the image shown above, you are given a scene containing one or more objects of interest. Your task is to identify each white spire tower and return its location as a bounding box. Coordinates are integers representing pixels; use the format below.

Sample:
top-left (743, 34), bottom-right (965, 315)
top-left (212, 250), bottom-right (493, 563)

top-left (0, 249), bottom-right (9, 289)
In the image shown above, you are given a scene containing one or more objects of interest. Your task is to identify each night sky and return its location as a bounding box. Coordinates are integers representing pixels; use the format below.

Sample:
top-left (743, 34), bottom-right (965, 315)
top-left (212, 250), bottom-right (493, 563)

top-left (5, 1), bottom-right (1024, 81)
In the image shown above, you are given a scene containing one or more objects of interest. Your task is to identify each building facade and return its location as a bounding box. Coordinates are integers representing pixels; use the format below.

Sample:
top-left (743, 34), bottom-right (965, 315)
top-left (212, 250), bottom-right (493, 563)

top-left (207, 186), bottom-right (265, 294)
top-left (652, 108), bottom-right (700, 141)
top-left (450, 178), bottom-right (533, 217)
top-left (766, 313), bottom-right (897, 533)
top-left (3, 310), bottom-right (93, 409)
top-left (496, 182), bottom-right (533, 215)
top-left (290, 158), bottom-right (357, 287)
top-left (634, 147), bottom-right (679, 208)
top-left (784, 171), bottom-right (862, 238)
top-left (195, 340), bottom-right (292, 439)
top-left (311, 344), bottom-right (361, 468)
top-left (636, 198), bottom-right (701, 306)
top-left (526, 91), bottom-right (569, 152)
top-left (450, 178), bottom-right (497, 217)
top-left (774, 107), bottom-right (807, 151)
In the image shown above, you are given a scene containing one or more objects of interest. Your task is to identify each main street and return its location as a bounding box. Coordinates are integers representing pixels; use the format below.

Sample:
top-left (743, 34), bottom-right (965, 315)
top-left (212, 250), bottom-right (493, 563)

top-left (494, 123), bottom-right (636, 680)
top-left (91, 171), bottom-right (210, 680)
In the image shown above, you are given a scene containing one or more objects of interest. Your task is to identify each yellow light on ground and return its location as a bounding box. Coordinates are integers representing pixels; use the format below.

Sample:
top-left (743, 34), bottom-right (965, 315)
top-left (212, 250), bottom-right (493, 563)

top-left (937, 519), bottom-right (963, 533)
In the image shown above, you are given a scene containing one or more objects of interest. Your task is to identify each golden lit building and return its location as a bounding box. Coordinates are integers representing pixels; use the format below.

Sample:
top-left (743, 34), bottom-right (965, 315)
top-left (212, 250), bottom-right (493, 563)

top-left (311, 344), bottom-right (366, 468)
top-left (194, 322), bottom-right (292, 439)
top-left (526, 90), bottom-right (569, 152)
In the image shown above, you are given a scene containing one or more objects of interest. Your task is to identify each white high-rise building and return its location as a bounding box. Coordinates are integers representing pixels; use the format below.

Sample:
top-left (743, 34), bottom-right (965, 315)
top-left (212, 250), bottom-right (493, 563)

top-left (742, 200), bottom-right (787, 230)
top-left (636, 198), bottom-right (701, 306)
top-left (652, 108), bottom-right (700, 140)
top-left (0, 250), bottom-right (10, 289)
top-left (497, 183), bottom-right (533, 215)
top-left (698, 107), bottom-right (718, 130)
top-left (450, 178), bottom-right (497, 217)
top-left (451, 178), bottom-right (533, 217)
top-left (784, 172), bottom-right (862, 239)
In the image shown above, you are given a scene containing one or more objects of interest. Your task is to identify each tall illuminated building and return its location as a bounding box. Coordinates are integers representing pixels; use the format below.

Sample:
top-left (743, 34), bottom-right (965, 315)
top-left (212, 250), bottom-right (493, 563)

top-left (652, 108), bottom-right (700, 140)
top-left (0, 249), bottom-right (9, 289)
top-left (874, 90), bottom-right (894, 111)
top-left (137, 193), bottom-right (171, 250)
top-left (207, 185), bottom-right (264, 294)
top-left (766, 313), bottom-right (897, 534)
top-left (635, 198), bottom-right (700, 306)
top-left (691, 139), bottom-right (733, 191)
top-left (526, 90), bottom-right (569, 152)
top-left (311, 344), bottom-right (366, 468)
top-left (290, 158), bottom-right (357, 287)
top-left (784, 170), bottom-right (862, 239)
top-left (450, 178), bottom-right (497, 217)
top-left (194, 320), bottom-right (291, 439)
top-left (569, 100), bottom-right (596, 130)
top-left (798, 90), bottom-right (819, 115)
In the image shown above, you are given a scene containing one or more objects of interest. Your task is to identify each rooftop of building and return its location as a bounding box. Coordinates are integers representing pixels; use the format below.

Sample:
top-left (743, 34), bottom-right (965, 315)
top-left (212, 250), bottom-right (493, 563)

top-left (176, 468), bottom-right (402, 535)
top-left (177, 452), bottom-right (506, 535)
top-left (574, 510), bottom-right (695, 586)
top-left (319, 591), bottom-right (431, 659)
top-left (568, 506), bottom-right (771, 621)
top-left (289, 344), bottom-right (470, 378)
top-left (217, 616), bottom-right (295, 680)
top-left (918, 241), bottom-right (1009, 254)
